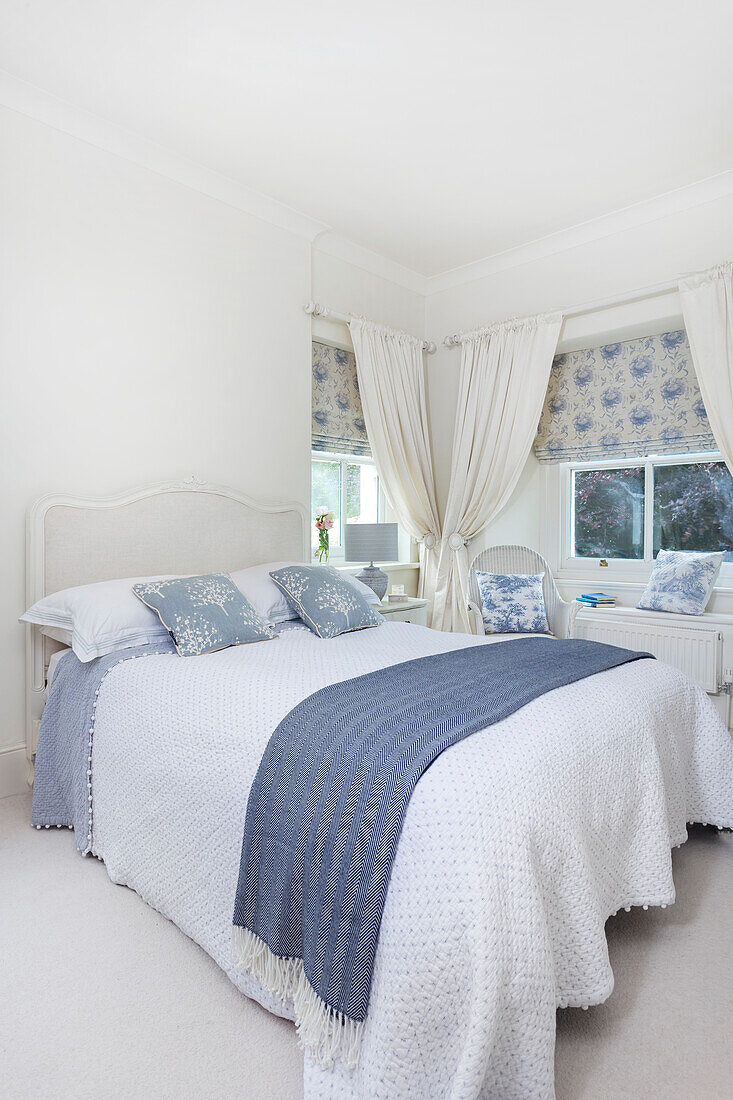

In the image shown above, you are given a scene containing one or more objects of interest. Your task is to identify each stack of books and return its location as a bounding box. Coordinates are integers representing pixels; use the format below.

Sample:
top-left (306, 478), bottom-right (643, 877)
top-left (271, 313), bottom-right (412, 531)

top-left (575, 592), bottom-right (616, 608)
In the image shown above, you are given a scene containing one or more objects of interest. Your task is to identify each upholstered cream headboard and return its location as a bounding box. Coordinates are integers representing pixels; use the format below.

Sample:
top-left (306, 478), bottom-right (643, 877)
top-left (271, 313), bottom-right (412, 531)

top-left (25, 476), bottom-right (308, 778)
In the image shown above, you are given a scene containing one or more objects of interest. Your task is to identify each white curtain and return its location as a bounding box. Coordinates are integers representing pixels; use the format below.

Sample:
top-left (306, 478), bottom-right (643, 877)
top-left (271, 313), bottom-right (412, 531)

top-left (348, 318), bottom-right (442, 604)
top-left (431, 312), bottom-right (563, 633)
top-left (678, 261), bottom-right (733, 476)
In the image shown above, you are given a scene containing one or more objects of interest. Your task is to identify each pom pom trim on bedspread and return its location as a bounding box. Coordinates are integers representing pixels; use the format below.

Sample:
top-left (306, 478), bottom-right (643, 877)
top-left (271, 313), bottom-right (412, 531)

top-left (32, 635), bottom-right (732, 1071)
top-left (33, 648), bottom-right (171, 857)
top-left (231, 926), bottom-right (363, 1068)
top-left (231, 821), bottom-right (732, 1061)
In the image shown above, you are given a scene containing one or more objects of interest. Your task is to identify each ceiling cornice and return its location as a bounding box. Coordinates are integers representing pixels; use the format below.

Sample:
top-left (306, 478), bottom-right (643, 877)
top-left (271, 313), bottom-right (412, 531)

top-left (312, 231), bottom-right (429, 295)
top-left (424, 168), bottom-right (733, 295)
top-left (2, 68), bottom-right (732, 298)
top-left (0, 68), bottom-right (330, 242)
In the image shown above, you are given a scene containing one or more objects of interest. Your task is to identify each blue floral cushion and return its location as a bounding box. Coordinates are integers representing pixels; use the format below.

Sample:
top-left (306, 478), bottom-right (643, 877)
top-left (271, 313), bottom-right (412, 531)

top-left (476, 572), bottom-right (550, 634)
top-left (132, 573), bottom-right (275, 656)
top-left (637, 550), bottom-right (726, 615)
top-left (269, 565), bottom-right (383, 639)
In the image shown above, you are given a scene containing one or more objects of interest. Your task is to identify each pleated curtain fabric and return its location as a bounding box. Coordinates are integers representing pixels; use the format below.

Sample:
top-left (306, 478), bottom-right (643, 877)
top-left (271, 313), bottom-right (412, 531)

top-left (431, 313), bottom-right (563, 634)
top-left (348, 318), bottom-right (442, 607)
top-left (678, 261), bottom-right (733, 477)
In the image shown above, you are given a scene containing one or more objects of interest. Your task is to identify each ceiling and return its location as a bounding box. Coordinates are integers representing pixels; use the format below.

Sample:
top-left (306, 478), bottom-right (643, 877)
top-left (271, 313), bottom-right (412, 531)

top-left (2, 0), bottom-right (732, 278)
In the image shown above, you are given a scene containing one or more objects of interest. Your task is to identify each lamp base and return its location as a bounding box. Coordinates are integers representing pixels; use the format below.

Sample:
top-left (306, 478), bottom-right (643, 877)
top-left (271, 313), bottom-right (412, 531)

top-left (355, 565), bottom-right (389, 602)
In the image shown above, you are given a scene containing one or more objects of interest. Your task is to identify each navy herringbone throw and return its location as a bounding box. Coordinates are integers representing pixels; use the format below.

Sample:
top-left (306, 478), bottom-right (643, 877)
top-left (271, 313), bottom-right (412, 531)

top-left (232, 637), bottom-right (652, 1065)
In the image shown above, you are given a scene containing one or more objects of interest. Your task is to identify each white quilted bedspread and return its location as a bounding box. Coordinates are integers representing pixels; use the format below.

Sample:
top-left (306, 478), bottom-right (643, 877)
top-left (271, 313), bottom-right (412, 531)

top-left (89, 622), bottom-right (733, 1099)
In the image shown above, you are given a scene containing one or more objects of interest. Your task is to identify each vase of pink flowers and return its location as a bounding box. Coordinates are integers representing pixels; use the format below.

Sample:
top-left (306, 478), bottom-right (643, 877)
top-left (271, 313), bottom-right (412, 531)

top-left (314, 508), bottom-right (335, 563)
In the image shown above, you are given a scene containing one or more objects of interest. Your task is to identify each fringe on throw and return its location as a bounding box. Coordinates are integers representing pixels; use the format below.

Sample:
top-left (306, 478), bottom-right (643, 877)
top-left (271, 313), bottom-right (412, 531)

top-left (231, 926), bottom-right (364, 1069)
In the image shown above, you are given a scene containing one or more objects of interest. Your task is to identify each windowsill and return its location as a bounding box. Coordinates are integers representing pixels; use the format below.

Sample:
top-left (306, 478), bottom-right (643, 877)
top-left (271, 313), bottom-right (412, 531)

top-left (335, 561), bottom-right (419, 571)
top-left (555, 572), bottom-right (733, 619)
top-left (556, 571), bottom-right (733, 595)
top-left (574, 603), bottom-right (733, 626)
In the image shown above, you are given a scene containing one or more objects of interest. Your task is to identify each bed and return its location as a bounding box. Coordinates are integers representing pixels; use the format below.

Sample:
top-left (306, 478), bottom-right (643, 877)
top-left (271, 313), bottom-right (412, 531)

top-left (26, 479), bottom-right (733, 1100)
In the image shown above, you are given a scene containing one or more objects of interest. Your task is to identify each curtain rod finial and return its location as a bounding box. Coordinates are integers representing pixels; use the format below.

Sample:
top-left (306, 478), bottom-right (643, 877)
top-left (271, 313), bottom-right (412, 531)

top-left (304, 300), bottom-right (328, 317)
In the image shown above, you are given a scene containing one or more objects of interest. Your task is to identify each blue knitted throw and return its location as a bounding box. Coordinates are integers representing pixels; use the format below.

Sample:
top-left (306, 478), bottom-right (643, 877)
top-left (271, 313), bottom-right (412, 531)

top-left (231, 636), bottom-right (652, 1066)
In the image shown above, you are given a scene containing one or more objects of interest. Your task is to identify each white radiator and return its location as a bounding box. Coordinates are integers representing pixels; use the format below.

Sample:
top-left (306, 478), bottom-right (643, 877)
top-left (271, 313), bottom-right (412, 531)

top-left (576, 612), bottom-right (722, 694)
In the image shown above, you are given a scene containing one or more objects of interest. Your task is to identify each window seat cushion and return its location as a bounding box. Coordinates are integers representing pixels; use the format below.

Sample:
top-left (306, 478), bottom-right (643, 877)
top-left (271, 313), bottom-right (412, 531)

top-left (637, 550), bottom-right (726, 616)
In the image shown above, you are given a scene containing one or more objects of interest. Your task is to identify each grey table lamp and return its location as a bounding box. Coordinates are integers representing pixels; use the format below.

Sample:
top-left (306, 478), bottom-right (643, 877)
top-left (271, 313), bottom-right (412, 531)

top-left (343, 522), bottom-right (398, 601)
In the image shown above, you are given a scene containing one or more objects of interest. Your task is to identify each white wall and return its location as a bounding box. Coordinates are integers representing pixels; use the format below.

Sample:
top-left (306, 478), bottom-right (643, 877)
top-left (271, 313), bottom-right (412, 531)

top-left (0, 107), bottom-right (422, 795)
top-left (425, 191), bottom-right (733, 549)
top-left (311, 247), bottom-right (426, 339)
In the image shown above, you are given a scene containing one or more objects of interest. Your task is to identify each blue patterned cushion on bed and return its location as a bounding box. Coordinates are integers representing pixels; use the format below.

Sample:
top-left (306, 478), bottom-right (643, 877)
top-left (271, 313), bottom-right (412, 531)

top-left (476, 571), bottom-right (550, 634)
top-left (269, 565), bottom-right (383, 639)
top-left (637, 550), bottom-right (726, 615)
top-left (132, 573), bottom-right (275, 656)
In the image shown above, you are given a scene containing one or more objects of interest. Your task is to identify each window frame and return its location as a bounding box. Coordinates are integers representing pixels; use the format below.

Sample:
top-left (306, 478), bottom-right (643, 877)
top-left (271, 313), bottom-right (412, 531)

top-left (311, 450), bottom-right (385, 562)
top-left (550, 450), bottom-right (733, 586)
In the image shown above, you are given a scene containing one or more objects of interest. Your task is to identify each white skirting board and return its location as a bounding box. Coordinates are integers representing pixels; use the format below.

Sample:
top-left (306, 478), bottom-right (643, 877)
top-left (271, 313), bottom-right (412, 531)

top-left (0, 742), bottom-right (29, 799)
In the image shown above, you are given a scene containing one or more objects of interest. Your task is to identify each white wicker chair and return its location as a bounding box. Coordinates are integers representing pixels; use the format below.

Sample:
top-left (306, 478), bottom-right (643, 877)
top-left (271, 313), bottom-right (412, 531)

top-left (467, 544), bottom-right (579, 639)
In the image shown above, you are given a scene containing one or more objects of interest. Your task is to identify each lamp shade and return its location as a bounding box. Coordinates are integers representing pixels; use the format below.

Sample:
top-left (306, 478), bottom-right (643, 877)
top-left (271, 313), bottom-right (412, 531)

top-left (343, 522), bottom-right (398, 564)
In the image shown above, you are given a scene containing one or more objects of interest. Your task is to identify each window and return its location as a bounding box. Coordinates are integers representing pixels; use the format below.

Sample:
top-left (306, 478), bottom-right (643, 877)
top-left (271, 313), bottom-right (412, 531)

top-left (567, 453), bottom-right (733, 567)
top-left (573, 466), bottom-right (645, 559)
top-left (653, 461), bottom-right (733, 559)
top-left (311, 453), bottom-right (382, 558)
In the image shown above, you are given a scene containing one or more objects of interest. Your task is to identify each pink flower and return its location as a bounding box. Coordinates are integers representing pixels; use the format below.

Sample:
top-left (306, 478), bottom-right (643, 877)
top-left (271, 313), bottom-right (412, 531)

top-left (325, 519), bottom-right (334, 529)
top-left (315, 520), bottom-right (324, 530)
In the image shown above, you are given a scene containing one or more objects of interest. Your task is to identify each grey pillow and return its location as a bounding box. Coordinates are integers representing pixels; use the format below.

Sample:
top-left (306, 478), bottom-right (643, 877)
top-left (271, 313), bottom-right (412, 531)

top-left (269, 565), bottom-right (383, 639)
top-left (133, 573), bottom-right (275, 656)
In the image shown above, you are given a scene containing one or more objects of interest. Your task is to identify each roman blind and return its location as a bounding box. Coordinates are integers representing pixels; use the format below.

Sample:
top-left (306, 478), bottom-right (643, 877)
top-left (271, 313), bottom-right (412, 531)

top-left (534, 329), bottom-right (716, 463)
top-left (311, 340), bottom-right (371, 456)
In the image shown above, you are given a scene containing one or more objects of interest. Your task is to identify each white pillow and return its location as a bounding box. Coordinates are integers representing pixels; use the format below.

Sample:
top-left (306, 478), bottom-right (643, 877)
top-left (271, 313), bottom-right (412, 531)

top-left (20, 576), bottom-right (176, 662)
top-left (20, 564), bottom-right (383, 662)
top-left (231, 561), bottom-right (380, 624)
top-left (45, 647), bottom-right (71, 701)
top-left (343, 573), bottom-right (383, 605)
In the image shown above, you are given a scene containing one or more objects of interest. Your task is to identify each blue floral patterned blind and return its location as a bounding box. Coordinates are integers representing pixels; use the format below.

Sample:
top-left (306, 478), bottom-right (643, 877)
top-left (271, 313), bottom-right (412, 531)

top-left (534, 329), bottom-right (715, 463)
top-left (311, 340), bottom-right (371, 457)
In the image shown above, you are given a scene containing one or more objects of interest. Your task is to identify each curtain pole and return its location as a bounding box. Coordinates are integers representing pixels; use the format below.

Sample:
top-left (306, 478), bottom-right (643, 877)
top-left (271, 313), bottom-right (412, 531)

top-left (304, 301), bottom-right (437, 354)
top-left (443, 277), bottom-right (680, 347)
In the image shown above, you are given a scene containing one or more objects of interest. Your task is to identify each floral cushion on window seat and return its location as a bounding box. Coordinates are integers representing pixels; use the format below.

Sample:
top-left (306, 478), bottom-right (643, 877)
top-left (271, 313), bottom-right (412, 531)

top-left (637, 549), bottom-right (726, 615)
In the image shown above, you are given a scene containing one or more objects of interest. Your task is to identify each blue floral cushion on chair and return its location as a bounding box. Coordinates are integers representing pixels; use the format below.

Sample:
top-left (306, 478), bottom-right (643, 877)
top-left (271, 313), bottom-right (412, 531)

top-left (637, 550), bottom-right (726, 615)
top-left (476, 572), bottom-right (550, 634)
top-left (133, 573), bottom-right (275, 656)
top-left (269, 565), bottom-right (383, 639)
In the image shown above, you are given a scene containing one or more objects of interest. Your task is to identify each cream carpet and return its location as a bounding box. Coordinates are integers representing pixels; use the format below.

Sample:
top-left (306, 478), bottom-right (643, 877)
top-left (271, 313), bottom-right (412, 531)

top-left (1, 793), bottom-right (731, 1099)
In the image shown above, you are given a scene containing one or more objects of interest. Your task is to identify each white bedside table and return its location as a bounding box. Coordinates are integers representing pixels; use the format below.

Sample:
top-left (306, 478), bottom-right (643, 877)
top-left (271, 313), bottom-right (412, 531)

top-left (378, 597), bottom-right (429, 627)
